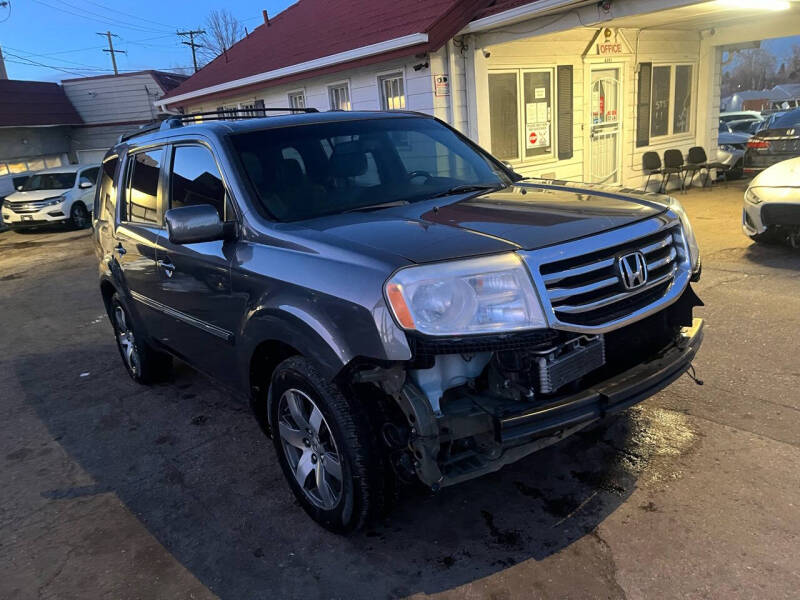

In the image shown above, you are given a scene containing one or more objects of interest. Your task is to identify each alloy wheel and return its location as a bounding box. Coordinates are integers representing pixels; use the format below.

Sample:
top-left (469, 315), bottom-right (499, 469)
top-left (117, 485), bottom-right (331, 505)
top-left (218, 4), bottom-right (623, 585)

top-left (277, 388), bottom-right (343, 510)
top-left (114, 304), bottom-right (140, 377)
top-left (71, 204), bottom-right (88, 229)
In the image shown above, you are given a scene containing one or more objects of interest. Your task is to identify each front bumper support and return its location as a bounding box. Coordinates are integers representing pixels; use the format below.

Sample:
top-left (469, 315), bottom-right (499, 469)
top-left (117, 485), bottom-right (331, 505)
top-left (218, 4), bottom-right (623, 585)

top-left (405, 318), bottom-right (704, 488)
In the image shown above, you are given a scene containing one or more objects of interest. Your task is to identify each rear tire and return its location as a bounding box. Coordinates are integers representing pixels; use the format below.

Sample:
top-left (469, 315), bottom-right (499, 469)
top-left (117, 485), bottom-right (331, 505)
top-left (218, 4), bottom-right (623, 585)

top-left (110, 292), bottom-right (172, 384)
top-left (269, 356), bottom-right (386, 533)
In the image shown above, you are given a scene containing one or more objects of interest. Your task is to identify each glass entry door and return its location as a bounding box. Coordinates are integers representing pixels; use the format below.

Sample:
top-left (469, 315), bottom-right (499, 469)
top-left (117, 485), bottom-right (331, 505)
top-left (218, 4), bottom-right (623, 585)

top-left (589, 68), bottom-right (621, 184)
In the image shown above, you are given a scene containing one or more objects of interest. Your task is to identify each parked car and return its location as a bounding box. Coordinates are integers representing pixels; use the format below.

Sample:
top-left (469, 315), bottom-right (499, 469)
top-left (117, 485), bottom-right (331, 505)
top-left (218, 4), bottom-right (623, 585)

top-left (94, 110), bottom-right (704, 532)
top-left (2, 165), bottom-right (99, 230)
top-left (742, 156), bottom-right (800, 246)
top-left (743, 108), bottom-right (800, 176)
top-left (717, 122), bottom-right (751, 180)
top-left (719, 110), bottom-right (763, 124)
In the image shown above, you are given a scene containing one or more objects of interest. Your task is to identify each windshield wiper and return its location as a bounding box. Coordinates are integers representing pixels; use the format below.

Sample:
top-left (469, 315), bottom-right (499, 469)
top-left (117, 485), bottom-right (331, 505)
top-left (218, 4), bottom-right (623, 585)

top-left (343, 200), bottom-right (410, 213)
top-left (431, 184), bottom-right (503, 199)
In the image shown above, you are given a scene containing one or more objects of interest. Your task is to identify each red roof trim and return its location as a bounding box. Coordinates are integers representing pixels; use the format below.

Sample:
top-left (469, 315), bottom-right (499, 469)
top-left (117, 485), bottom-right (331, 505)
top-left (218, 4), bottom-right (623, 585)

top-left (162, 0), bottom-right (493, 109)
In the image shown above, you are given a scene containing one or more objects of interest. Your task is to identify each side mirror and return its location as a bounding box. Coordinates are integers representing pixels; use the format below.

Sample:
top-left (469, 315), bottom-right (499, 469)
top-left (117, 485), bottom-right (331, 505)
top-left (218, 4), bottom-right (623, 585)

top-left (165, 204), bottom-right (225, 244)
top-left (79, 179), bottom-right (93, 189)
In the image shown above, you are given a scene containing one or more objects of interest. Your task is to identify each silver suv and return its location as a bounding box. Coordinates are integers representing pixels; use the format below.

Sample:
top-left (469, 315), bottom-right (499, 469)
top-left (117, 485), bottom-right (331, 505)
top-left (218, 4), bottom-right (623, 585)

top-left (93, 109), bottom-right (704, 532)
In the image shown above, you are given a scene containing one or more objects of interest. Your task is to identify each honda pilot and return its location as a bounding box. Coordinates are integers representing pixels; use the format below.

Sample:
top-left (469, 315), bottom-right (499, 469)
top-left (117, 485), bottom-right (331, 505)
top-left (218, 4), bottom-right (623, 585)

top-left (93, 110), bottom-right (704, 532)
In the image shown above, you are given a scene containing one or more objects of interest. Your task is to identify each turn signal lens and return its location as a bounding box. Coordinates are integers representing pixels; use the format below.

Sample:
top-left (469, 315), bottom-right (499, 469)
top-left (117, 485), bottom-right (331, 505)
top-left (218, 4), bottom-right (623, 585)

top-left (747, 139), bottom-right (770, 149)
top-left (386, 283), bottom-right (416, 329)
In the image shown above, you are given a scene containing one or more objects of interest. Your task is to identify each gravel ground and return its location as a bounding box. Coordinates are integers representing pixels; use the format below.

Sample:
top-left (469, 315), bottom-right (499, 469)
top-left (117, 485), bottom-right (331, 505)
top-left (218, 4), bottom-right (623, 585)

top-left (0, 181), bottom-right (798, 600)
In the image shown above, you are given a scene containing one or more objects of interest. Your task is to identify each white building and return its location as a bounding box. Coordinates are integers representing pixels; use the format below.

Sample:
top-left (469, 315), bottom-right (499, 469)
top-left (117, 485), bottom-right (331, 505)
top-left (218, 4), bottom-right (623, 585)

top-left (159, 0), bottom-right (800, 189)
top-left (63, 70), bottom-right (187, 163)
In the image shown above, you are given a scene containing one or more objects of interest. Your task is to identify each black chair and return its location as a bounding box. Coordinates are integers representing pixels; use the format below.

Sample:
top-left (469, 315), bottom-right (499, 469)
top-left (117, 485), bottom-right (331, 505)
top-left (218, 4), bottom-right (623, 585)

top-left (684, 146), bottom-right (729, 189)
top-left (662, 149), bottom-right (686, 194)
top-left (642, 151), bottom-right (664, 192)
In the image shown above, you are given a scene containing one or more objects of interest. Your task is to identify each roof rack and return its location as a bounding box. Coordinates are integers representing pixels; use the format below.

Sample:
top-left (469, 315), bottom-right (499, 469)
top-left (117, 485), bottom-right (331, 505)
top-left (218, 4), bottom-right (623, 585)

top-left (119, 107), bottom-right (319, 143)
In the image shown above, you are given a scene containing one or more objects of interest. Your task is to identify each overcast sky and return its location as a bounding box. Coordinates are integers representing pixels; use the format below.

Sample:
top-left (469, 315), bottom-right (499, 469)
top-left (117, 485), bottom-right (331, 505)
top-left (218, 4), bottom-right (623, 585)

top-left (0, 0), bottom-right (294, 82)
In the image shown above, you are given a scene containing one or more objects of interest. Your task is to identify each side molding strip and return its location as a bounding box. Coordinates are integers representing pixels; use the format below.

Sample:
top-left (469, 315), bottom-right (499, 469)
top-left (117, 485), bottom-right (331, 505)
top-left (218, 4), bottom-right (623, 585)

top-left (130, 290), bottom-right (234, 343)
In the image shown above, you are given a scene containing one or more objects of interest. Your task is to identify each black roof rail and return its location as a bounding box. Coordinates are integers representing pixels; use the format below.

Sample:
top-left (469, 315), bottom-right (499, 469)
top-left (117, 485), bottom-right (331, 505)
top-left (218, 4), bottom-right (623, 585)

top-left (118, 107), bottom-right (319, 143)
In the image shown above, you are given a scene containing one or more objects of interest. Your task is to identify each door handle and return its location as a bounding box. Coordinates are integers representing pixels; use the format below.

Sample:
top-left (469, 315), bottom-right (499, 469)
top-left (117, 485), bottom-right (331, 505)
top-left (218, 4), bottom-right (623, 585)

top-left (115, 243), bottom-right (127, 256)
top-left (157, 259), bottom-right (175, 277)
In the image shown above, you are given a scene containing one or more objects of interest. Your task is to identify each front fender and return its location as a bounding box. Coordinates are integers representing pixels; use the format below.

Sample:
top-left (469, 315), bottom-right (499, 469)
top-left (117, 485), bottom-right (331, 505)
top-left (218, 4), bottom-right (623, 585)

top-left (241, 308), bottom-right (351, 382)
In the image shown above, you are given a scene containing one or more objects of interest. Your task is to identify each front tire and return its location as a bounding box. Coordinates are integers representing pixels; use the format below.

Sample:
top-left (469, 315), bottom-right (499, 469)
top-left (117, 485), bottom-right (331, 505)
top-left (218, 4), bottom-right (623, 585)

top-left (69, 202), bottom-right (90, 230)
top-left (110, 293), bottom-right (172, 384)
top-left (269, 356), bottom-right (385, 533)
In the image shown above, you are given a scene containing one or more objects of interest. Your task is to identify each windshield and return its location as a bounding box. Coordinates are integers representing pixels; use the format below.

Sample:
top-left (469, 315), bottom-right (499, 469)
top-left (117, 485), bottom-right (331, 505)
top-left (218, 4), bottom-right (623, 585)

top-left (231, 117), bottom-right (512, 221)
top-left (20, 172), bottom-right (76, 191)
top-left (772, 110), bottom-right (800, 129)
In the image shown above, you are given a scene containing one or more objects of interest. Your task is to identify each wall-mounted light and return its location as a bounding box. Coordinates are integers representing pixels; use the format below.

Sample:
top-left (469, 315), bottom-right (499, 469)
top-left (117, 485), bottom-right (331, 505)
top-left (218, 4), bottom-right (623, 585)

top-left (412, 61), bottom-right (429, 71)
top-left (717, 0), bottom-right (790, 10)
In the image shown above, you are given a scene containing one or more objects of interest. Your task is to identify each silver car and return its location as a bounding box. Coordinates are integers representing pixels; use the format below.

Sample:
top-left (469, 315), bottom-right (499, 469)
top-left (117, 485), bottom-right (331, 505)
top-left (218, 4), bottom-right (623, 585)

top-left (743, 156), bottom-right (800, 246)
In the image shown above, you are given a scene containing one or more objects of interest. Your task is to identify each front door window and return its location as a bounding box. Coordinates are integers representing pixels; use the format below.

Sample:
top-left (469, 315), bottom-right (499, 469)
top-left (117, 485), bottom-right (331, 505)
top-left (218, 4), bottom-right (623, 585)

top-left (590, 68), bottom-right (621, 184)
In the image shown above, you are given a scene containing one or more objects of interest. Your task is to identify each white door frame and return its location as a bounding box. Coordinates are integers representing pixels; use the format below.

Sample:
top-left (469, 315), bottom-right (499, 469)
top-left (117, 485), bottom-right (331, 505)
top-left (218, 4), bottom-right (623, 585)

top-left (585, 62), bottom-right (624, 184)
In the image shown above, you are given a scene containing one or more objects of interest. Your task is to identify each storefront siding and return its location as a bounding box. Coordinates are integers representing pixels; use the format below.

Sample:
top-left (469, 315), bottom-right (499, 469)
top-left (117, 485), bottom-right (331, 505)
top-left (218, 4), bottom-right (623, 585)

top-left (187, 55), bottom-right (436, 116)
top-left (483, 29), bottom-right (589, 182)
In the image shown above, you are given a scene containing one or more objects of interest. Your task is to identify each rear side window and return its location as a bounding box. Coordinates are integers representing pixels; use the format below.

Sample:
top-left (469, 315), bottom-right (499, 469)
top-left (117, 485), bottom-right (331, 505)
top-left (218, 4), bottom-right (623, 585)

top-left (96, 158), bottom-right (118, 220)
top-left (81, 167), bottom-right (99, 185)
top-left (169, 145), bottom-right (230, 221)
top-left (123, 149), bottom-right (164, 226)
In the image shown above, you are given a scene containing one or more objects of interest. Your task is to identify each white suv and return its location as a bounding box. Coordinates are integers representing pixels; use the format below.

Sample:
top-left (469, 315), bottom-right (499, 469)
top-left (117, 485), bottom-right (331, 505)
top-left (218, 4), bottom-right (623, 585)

top-left (2, 164), bottom-right (99, 230)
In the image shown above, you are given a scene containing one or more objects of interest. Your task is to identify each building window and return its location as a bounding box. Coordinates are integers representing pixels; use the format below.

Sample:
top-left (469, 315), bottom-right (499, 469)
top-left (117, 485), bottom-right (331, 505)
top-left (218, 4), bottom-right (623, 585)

top-left (288, 91), bottom-right (306, 109)
top-left (328, 83), bottom-right (351, 110)
top-left (673, 66), bottom-right (692, 134)
top-left (648, 64), bottom-right (694, 138)
top-left (379, 73), bottom-right (405, 110)
top-left (216, 104), bottom-right (238, 119)
top-left (488, 68), bottom-right (556, 162)
top-left (239, 99), bottom-right (265, 117)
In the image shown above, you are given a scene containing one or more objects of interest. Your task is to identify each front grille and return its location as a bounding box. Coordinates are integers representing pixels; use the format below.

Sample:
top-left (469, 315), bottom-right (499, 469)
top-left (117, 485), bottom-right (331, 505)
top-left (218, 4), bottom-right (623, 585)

top-left (7, 199), bottom-right (54, 214)
top-left (761, 204), bottom-right (800, 226)
top-left (523, 217), bottom-right (690, 332)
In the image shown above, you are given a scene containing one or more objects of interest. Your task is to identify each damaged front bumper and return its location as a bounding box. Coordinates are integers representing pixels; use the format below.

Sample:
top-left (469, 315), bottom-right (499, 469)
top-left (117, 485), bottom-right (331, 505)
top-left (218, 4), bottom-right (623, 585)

top-left (397, 318), bottom-right (704, 489)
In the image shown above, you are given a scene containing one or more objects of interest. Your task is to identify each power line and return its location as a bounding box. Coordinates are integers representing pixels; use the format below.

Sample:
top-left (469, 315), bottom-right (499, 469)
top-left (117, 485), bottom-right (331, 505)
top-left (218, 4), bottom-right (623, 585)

top-left (97, 31), bottom-right (126, 75)
top-left (31, 0), bottom-right (173, 35)
top-left (3, 45), bottom-right (110, 69)
top-left (177, 29), bottom-right (205, 73)
top-left (80, 0), bottom-right (179, 31)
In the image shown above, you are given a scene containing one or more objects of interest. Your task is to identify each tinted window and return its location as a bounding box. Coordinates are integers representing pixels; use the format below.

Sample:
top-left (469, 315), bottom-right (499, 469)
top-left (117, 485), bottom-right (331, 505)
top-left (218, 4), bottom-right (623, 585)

top-left (650, 66), bottom-right (670, 137)
top-left (672, 65), bottom-right (692, 134)
top-left (124, 149), bottom-right (163, 226)
top-left (232, 117), bottom-right (509, 222)
top-left (772, 110), bottom-right (800, 128)
top-left (20, 172), bottom-right (76, 191)
top-left (81, 167), bottom-right (99, 185)
top-left (97, 158), bottom-right (118, 221)
top-left (170, 145), bottom-right (227, 220)
top-left (488, 73), bottom-right (519, 161)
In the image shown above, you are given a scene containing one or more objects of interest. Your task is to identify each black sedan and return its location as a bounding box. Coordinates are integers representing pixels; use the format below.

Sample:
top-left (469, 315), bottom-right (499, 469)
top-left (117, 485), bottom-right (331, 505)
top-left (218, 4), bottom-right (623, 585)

top-left (744, 109), bottom-right (800, 176)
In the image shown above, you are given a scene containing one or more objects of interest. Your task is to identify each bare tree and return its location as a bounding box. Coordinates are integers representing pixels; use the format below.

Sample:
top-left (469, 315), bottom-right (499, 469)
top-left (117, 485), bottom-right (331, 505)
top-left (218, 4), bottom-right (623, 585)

top-left (198, 9), bottom-right (244, 64)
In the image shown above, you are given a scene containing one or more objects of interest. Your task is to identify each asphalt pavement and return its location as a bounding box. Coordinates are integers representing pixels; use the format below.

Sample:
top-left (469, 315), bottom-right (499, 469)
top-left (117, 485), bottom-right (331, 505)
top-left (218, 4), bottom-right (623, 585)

top-left (0, 181), bottom-right (798, 599)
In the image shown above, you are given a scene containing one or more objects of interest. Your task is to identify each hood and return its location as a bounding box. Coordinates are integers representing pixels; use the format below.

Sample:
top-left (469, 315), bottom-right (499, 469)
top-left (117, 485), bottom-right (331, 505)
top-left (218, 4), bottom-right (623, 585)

top-left (750, 157), bottom-right (800, 197)
top-left (4, 189), bottom-right (69, 203)
top-left (302, 181), bottom-right (668, 264)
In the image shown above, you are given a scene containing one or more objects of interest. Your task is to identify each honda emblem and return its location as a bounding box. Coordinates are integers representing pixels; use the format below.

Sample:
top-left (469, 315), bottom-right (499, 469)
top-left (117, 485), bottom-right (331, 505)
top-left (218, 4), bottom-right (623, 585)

top-left (618, 251), bottom-right (648, 290)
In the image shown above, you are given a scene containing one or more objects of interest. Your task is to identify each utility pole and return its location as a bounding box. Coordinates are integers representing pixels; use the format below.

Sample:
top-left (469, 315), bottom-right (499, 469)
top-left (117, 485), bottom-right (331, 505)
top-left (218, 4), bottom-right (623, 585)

top-left (97, 31), bottom-right (125, 75)
top-left (177, 29), bottom-right (205, 73)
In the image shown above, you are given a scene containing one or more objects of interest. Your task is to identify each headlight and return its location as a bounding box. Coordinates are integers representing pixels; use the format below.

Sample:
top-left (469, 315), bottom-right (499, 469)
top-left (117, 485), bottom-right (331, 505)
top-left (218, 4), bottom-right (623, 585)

top-left (719, 144), bottom-right (734, 152)
top-left (44, 196), bottom-right (64, 207)
top-left (668, 197), bottom-right (701, 273)
top-left (385, 253), bottom-right (546, 336)
top-left (744, 188), bottom-right (762, 204)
